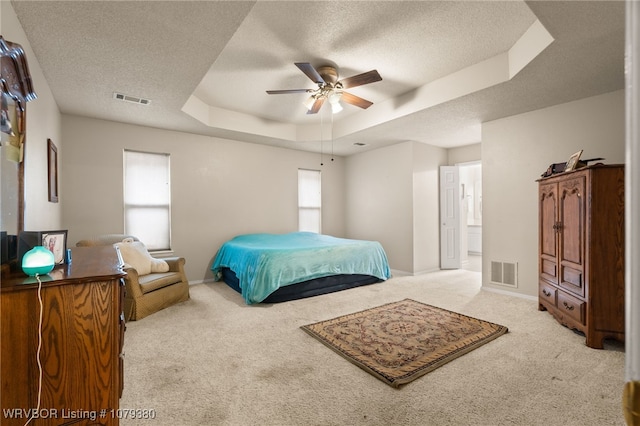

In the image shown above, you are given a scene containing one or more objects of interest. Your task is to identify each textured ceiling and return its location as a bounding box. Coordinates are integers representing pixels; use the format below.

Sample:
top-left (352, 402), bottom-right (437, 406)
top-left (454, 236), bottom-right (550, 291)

top-left (9, 0), bottom-right (626, 156)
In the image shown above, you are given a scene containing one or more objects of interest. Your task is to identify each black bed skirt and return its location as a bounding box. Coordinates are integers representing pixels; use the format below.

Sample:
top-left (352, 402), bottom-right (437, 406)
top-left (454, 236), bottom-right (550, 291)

top-left (220, 267), bottom-right (382, 303)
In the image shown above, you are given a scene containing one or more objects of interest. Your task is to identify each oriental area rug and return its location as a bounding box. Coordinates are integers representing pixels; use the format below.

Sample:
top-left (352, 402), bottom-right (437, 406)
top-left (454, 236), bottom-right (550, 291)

top-left (301, 299), bottom-right (508, 387)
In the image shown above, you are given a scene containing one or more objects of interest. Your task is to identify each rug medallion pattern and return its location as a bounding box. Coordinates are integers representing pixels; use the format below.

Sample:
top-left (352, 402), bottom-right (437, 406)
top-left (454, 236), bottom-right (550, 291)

top-left (301, 299), bottom-right (508, 387)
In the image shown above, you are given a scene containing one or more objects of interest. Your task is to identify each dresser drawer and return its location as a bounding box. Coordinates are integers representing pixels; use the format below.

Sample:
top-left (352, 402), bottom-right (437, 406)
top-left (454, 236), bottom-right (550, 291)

top-left (539, 283), bottom-right (557, 306)
top-left (557, 291), bottom-right (585, 325)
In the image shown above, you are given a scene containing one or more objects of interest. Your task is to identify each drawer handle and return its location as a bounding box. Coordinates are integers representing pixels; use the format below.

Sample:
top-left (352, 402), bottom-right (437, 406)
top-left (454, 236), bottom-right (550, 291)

top-left (542, 289), bottom-right (551, 297)
top-left (563, 301), bottom-right (575, 311)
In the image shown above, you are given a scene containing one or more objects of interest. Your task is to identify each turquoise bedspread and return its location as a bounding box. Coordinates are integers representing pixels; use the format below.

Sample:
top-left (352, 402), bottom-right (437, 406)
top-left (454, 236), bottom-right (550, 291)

top-left (211, 232), bottom-right (391, 304)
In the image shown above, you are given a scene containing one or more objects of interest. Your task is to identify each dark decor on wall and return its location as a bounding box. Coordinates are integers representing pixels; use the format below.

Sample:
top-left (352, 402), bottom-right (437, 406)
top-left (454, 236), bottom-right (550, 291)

top-left (47, 138), bottom-right (58, 202)
top-left (0, 231), bottom-right (7, 264)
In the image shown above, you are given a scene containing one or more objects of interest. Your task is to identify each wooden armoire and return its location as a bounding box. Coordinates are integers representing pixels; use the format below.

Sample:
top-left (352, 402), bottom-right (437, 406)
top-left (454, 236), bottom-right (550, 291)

top-left (538, 164), bottom-right (625, 349)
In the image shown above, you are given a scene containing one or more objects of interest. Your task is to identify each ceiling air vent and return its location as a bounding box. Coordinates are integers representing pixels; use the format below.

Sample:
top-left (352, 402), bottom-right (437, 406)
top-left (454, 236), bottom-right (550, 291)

top-left (113, 92), bottom-right (151, 105)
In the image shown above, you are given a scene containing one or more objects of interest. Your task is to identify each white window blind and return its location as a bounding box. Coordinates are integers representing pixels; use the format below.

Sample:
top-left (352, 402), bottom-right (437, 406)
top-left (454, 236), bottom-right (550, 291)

top-left (298, 169), bottom-right (321, 233)
top-left (123, 150), bottom-right (171, 251)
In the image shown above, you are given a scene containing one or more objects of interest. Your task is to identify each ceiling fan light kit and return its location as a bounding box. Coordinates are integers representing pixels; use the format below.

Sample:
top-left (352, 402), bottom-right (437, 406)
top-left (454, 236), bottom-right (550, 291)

top-left (267, 62), bottom-right (381, 115)
top-left (303, 95), bottom-right (316, 110)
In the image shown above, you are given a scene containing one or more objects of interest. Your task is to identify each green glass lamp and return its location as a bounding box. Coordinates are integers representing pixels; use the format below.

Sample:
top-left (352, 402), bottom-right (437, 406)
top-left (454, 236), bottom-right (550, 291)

top-left (21, 246), bottom-right (55, 276)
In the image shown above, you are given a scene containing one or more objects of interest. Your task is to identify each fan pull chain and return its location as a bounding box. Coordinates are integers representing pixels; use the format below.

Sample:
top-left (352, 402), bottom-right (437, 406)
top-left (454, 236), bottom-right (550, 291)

top-left (320, 109), bottom-right (324, 166)
top-left (330, 111), bottom-right (334, 162)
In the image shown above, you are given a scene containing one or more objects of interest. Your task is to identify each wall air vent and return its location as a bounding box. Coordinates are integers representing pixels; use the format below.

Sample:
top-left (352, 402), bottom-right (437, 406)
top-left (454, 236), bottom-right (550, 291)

top-left (113, 92), bottom-right (151, 105)
top-left (490, 261), bottom-right (518, 287)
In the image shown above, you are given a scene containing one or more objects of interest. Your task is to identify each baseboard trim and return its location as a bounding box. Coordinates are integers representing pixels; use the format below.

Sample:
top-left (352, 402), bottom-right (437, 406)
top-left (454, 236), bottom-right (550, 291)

top-left (188, 278), bottom-right (216, 285)
top-left (481, 285), bottom-right (537, 302)
top-left (390, 268), bottom-right (442, 277)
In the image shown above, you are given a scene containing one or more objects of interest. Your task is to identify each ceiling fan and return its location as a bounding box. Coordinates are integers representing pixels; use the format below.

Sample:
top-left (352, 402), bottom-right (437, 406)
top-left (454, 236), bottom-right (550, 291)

top-left (266, 62), bottom-right (382, 114)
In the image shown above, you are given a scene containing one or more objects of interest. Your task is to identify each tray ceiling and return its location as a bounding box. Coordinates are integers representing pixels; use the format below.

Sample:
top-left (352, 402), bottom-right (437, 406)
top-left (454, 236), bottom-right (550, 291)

top-left (10, 0), bottom-right (625, 156)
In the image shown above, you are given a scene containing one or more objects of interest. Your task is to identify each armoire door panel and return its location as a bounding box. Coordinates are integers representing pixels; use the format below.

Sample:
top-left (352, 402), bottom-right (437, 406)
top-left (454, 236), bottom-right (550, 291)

top-left (560, 264), bottom-right (584, 297)
top-left (559, 177), bottom-right (585, 267)
top-left (541, 257), bottom-right (558, 284)
top-left (539, 184), bottom-right (557, 259)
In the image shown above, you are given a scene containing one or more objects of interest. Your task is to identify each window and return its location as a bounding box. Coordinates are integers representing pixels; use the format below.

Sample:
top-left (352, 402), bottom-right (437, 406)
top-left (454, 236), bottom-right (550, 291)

top-left (298, 169), bottom-right (321, 233)
top-left (123, 150), bottom-right (171, 251)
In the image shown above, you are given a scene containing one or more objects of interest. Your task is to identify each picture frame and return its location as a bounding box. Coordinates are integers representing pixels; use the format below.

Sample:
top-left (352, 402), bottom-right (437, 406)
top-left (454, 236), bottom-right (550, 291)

top-left (564, 149), bottom-right (583, 172)
top-left (47, 138), bottom-right (58, 202)
top-left (41, 230), bottom-right (67, 265)
top-left (17, 229), bottom-right (68, 266)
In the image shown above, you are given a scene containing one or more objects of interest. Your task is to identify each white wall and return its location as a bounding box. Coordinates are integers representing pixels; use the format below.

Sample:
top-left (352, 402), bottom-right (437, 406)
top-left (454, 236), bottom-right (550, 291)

top-left (61, 115), bottom-right (346, 282)
top-left (345, 141), bottom-right (446, 274)
top-left (412, 142), bottom-right (448, 273)
top-left (345, 142), bottom-right (414, 273)
top-left (482, 90), bottom-right (625, 297)
top-left (2, 1), bottom-right (62, 232)
top-left (448, 143), bottom-right (481, 166)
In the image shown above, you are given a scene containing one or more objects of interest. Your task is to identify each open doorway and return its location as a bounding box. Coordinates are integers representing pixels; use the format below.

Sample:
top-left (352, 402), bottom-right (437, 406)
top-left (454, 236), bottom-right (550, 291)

top-left (459, 161), bottom-right (482, 272)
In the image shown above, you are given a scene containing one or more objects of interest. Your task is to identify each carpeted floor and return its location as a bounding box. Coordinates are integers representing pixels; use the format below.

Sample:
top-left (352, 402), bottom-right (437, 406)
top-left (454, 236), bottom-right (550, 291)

top-left (301, 299), bottom-right (508, 387)
top-left (120, 269), bottom-right (625, 426)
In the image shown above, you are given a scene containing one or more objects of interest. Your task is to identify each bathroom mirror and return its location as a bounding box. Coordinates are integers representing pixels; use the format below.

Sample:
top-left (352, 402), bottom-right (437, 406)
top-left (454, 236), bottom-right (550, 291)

top-left (1, 92), bottom-right (22, 235)
top-left (1, 35), bottom-right (37, 265)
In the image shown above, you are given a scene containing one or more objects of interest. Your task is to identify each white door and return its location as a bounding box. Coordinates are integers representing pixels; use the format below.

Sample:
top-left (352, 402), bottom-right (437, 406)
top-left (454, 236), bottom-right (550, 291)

top-left (440, 166), bottom-right (461, 269)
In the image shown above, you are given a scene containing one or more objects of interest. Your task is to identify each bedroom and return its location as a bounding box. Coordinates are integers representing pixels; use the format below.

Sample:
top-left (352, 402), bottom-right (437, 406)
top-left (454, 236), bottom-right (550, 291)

top-left (1, 0), bottom-right (627, 292)
top-left (1, 0), bottom-right (637, 424)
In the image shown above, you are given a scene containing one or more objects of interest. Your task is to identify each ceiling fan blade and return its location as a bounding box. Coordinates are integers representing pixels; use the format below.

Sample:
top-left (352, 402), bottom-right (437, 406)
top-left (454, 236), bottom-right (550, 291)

top-left (341, 91), bottom-right (373, 109)
top-left (295, 62), bottom-right (325, 84)
top-left (266, 89), bottom-right (310, 94)
top-left (339, 70), bottom-right (382, 89)
top-left (306, 97), bottom-right (325, 114)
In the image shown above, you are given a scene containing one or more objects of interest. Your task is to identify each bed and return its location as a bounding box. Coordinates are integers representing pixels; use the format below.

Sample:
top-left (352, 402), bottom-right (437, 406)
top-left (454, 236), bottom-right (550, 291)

top-left (211, 232), bottom-right (391, 304)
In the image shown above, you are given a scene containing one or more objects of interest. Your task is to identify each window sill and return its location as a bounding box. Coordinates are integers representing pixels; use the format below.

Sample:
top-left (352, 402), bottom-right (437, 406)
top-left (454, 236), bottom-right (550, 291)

top-left (150, 250), bottom-right (174, 258)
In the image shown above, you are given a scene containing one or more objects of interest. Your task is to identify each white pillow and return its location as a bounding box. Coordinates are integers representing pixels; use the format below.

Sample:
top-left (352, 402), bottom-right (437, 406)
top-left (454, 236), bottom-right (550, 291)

top-left (114, 240), bottom-right (169, 276)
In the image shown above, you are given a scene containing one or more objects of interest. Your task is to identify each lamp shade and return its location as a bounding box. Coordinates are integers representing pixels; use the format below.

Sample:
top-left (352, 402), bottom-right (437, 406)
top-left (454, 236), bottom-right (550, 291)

top-left (21, 246), bottom-right (55, 276)
top-left (303, 96), bottom-right (316, 110)
top-left (328, 92), bottom-right (343, 113)
top-left (330, 101), bottom-right (343, 113)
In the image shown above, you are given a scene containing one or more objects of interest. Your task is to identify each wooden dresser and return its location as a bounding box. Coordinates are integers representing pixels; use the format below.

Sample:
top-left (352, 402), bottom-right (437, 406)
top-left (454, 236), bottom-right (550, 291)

top-left (538, 164), bottom-right (625, 348)
top-left (1, 246), bottom-right (126, 425)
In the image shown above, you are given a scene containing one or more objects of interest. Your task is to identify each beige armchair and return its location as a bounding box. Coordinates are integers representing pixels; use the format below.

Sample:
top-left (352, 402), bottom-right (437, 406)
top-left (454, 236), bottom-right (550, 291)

top-left (76, 234), bottom-right (189, 321)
